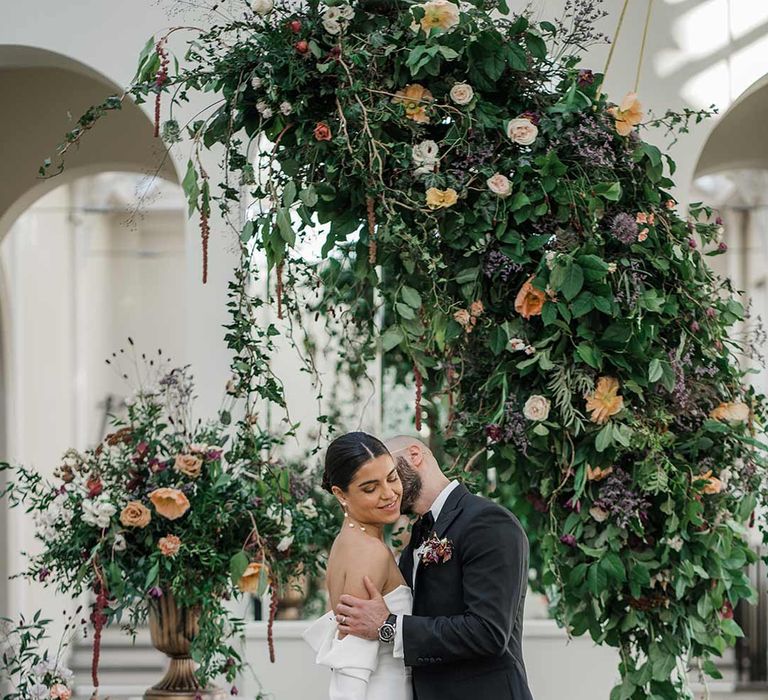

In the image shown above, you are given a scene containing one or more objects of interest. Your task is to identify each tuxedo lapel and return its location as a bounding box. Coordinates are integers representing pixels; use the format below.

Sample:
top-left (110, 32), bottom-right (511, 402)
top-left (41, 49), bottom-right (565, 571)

top-left (432, 483), bottom-right (468, 538)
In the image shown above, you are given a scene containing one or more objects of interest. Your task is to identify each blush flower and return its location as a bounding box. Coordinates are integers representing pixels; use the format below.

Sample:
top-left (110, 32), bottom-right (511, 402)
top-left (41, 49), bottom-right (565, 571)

top-left (514, 276), bottom-right (547, 319)
top-left (238, 562), bottom-right (268, 593)
top-left (417, 0), bottom-right (460, 32)
top-left (487, 173), bottom-right (512, 198)
top-left (174, 454), bottom-right (202, 479)
top-left (710, 401), bottom-right (750, 423)
top-left (609, 92), bottom-right (644, 136)
top-left (313, 122), bottom-right (332, 141)
top-left (394, 84), bottom-right (434, 123)
top-left (523, 395), bottom-right (550, 421)
top-left (449, 82), bottom-right (474, 105)
top-left (586, 377), bottom-right (624, 424)
top-left (426, 187), bottom-right (458, 209)
top-left (149, 488), bottom-right (191, 520)
top-left (506, 116), bottom-right (538, 145)
top-left (158, 534), bottom-right (182, 557)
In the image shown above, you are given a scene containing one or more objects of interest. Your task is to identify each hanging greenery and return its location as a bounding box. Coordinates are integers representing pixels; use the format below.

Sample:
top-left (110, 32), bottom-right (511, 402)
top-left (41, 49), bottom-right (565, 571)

top-left (34, 0), bottom-right (768, 697)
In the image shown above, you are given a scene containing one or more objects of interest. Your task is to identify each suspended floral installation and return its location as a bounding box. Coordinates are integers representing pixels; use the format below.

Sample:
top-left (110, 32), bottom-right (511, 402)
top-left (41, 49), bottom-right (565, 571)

top-left (29, 0), bottom-right (768, 697)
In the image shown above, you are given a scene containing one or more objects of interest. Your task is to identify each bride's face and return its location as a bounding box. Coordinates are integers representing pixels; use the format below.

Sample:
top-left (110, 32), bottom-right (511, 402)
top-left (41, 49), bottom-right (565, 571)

top-left (338, 454), bottom-right (403, 525)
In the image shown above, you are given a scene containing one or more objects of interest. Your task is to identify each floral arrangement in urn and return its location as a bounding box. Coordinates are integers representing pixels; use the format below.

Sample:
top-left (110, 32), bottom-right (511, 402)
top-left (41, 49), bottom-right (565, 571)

top-left (1, 349), bottom-right (337, 695)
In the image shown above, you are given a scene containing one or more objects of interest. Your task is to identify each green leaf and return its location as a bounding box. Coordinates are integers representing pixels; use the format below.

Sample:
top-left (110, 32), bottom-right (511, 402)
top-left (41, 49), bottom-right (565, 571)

top-left (648, 358), bottom-right (663, 384)
top-left (489, 325), bottom-right (507, 355)
top-left (276, 208), bottom-right (295, 246)
top-left (595, 423), bottom-right (613, 452)
top-left (229, 551), bottom-right (250, 587)
top-left (561, 263), bottom-right (584, 301)
top-left (509, 191), bottom-right (531, 211)
top-left (395, 302), bottom-right (415, 320)
top-left (299, 185), bottom-right (318, 207)
top-left (587, 562), bottom-right (608, 596)
top-left (576, 343), bottom-right (600, 369)
top-left (182, 160), bottom-right (199, 217)
top-left (381, 326), bottom-right (404, 352)
top-left (593, 181), bottom-right (622, 202)
top-left (455, 267), bottom-right (479, 284)
top-left (401, 286), bottom-right (422, 309)
top-left (283, 180), bottom-right (297, 207)
top-left (600, 552), bottom-right (626, 582)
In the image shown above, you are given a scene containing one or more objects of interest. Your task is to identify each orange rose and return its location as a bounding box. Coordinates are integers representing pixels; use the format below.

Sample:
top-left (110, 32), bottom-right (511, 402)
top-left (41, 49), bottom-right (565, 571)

top-left (158, 534), bottom-right (182, 557)
top-left (174, 453), bottom-right (203, 479)
top-left (586, 465), bottom-right (614, 482)
top-left (586, 377), bottom-right (624, 424)
top-left (313, 122), bottom-right (332, 141)
top-left (120, 501), bottom-right (151, 528)
top-left (393, 84), bottom-right (434, 123)
top-left (149, 488), bottom-right (190, 520)
top-left (514, 276), bottom-right (547, 319)
top-left (238, 562), bottom-right (268, 593)
top-left (609, 92), bottom-right (644, 136)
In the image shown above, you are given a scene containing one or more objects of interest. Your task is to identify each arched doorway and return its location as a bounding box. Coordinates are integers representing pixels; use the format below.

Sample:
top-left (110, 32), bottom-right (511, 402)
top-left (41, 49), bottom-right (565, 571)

top-left (0, 46), bottom-right (180, 624)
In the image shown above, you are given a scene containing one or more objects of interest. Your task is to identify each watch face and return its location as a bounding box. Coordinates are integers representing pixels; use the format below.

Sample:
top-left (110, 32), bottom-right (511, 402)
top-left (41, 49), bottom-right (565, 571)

top-left (379, 623), bottom-right (395, 643)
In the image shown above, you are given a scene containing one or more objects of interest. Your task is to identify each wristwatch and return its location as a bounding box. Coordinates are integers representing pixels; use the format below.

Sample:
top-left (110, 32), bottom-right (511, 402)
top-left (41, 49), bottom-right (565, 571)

top-left (378, 614), bottom-right (397, 644)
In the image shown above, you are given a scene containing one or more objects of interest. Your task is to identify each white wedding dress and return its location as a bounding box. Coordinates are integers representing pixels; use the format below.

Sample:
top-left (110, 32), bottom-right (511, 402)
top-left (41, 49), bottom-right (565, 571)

top-left (303, 584), bottom-right (413, 700)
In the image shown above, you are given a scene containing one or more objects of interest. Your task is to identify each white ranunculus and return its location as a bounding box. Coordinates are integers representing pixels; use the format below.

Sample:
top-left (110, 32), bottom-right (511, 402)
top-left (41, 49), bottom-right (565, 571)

top-left (486, 173), bottom-right (511, 198)
top-left (251, 75), bottom-right (262, 90)
top-left (508, 338), bottom-right (526, 352)
top-left (267, 504), bottom-right (293, 535)
top-left (506, 117), bottom-right (538, 146)
top-left (337, 4), bottom-right (355, 19)
top-left (412, 139), bottom-right (439, 174)
top-left (323, 6), bottom-right (342, 20)
top-left (545, 251), bottom-right (558, 270)
top-left (449, 82), bottom-right (474, 105)
top-left (252, 0), bottom-right (274, 15)
top-left (297, 498), bottom-right (318, 518)
top-left (523, 395), bottom-right (550, 422)
top-left (113, 534), bottom-right (127, 552)
top-left (322, 17), bottom-right (342, 34)
top-left (277, 534), bottom-right (295, 552)
top-left (32, 660), bottom-right (50, 677)
top-left (255, 101), bottom-right (273, 119)
top-left (81, 495), bottom-right (117, 529)
top-left (666, 535), bottom-right (684, 552)
top-left (279, 101), bottom-right (293, 116)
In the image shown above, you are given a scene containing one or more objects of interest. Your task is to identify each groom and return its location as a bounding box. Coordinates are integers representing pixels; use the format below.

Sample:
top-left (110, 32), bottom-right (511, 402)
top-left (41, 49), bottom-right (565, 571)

top-left (335, 435), bottom-right (534, 700)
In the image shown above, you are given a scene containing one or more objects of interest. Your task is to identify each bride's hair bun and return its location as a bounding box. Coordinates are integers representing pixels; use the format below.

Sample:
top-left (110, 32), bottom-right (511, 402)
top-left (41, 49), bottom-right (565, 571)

top-left (322, 432), bottom-right (389, 493)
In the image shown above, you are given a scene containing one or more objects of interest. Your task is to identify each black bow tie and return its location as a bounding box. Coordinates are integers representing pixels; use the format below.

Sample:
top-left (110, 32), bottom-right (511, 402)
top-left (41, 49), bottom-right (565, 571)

top-left (412, 512), bottom-right (435, 549)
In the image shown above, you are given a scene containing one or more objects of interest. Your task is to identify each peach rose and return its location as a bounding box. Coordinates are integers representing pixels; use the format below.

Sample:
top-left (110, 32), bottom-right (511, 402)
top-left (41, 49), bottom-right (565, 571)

top-left (514, 276), bottom-right (547, 319)
top-left (586, 465), bottom-right (614, 482)
top-left (586, 377), bottom-right (624, 424)
top-left (393, 84), bottom-right (434, 123)
top-left (709, 401), bottom-right (750, 423)
top-left (120, 501), bottom-right (151, 528)
top-left (506, 117), bottom-right (538, 145)
top-left (313, 122), bottom-right (332, 141)
top-left (469, 300), bottom-right (484, 317)
top-left (174, 454), bottom-right (202, 479)
top-left (426, 187), bottom-right (458, 210)
top-left (418, 0), bottom-right (460, 32)
top-left (158, 534), bottom-right (182, 557)
top-left (238, 562), bottom-right (268, 593)
top-left (149, 488), bottom-right (190, 521)
top-left (453, 308), bottom-right (472, 331)
top-left (698, 470), bottom-right (724, 495)
top-left (609, 92), bottom-right (644, 136)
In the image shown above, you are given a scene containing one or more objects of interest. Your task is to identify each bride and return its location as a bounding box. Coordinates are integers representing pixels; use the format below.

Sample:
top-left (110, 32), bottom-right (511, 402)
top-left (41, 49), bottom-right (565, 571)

top-left (303, 431), bottom-right (413, 700)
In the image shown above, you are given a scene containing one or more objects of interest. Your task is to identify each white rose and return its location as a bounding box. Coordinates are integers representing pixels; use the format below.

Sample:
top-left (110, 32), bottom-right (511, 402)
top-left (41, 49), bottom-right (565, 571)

top-left (506, 117), bottom-right (538, 146)
top-left (113, 534), bottom-right (127, 552)
top-left (323, 6), bottom-right (342, 20)
top-left (666, 535), bottom-right (684, 552)
top-left (412, 140), bottom-right (439, 174)
top-left (277, 534), bottom-right (295, 552)
top-left (523, 395), bottom-right (550, 421)
top-left (56, 666), bottom-right (74, 682)
top-left (297, 498), bottom-right (318, 518)
top-left (524, 345), bottom-right (536, 356)
top-left (508, 338), bottom-right (526, 352)
top-left (81, 495), bottom-right (116, 529)
top-left (337, 4), bottom-right (355, 19)
top-left (252, 0), bottom-right (274, 14)
top-left (322, 17), bottom-right (342, 34)
top-left (250, 75), bottom-right (262, 90)
top-left (449, 82), bottom-right (474, 106)
top-left (280, 101), bottom-right (293, 116)
top-left (486, 173), bottom-right (511, 198)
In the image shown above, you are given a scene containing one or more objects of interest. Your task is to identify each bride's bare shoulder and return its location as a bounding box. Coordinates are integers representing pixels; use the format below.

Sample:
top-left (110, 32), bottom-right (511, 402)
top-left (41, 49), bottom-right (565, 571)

top-left (329, 533), bottom-right (394, 595)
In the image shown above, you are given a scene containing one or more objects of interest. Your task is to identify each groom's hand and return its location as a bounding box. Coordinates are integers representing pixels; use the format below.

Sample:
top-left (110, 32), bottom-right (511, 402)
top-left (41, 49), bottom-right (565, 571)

top-left (335, 576), bottom-right (390, 641)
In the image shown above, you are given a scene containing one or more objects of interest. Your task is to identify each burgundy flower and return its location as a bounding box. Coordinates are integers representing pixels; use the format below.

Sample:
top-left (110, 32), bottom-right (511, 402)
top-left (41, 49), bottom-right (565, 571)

top-left (313, 122), bottom-right (332, 141)
top-left (577, 69), bottom-right (595, 87)
top-left (715, 216), bottom-right (724, 226)
top-left (718, 241), bottom-right (728, 252)
top-left (564, 498), bottom-right (581, 513)
top-left (136, 441), bottom-right (149, 458)
top-left (230, 687), bottom-right (239, 696)
top-left (38, 567), bottom-right (51, 582)
top-left (720, 601), bottom-right (734, 619)
top-left (87, 478), bottom-right (104, 499)
top-left (560, 534), bottom-right (577, 548)
top-left (206, 449), bottom-right (223, 461)
top-left (706, 308), bottom-right (717, 319)
top-left (690, 321), bottom-right (700, 333)
top-left (688, 238), bottom-right (697, 249)
top-left (519, 110), bottom-right (540, 126)
top-left (148, 586), bottom-right (164, 599)
top-left (485, 423), bottom-right (503, 443)
top-left (526, 492), bottom-right (548, 513)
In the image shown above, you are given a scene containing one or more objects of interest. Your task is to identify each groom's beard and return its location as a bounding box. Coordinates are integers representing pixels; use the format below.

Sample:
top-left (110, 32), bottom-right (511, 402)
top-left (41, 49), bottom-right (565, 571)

top-left (395, 456), bottom-right (422, 515)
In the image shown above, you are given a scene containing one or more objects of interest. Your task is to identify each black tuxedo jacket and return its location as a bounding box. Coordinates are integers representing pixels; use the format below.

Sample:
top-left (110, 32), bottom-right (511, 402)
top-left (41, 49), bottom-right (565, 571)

top-left (398, 484), bottom-right (534, 700)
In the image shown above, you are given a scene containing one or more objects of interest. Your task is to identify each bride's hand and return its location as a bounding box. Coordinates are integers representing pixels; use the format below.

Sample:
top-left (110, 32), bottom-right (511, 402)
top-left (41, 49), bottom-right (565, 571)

top-left (335, 576), bottom-right (390, 641)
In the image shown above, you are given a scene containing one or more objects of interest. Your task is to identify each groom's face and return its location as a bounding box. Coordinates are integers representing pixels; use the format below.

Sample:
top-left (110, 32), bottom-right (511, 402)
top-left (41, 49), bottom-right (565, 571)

top-left (395, 455), bottom-right (422, 515)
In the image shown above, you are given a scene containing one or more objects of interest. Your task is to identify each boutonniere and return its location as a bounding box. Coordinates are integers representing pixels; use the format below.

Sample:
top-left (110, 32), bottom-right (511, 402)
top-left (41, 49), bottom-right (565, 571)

top-left (417, 532), bottom-right (453, 566)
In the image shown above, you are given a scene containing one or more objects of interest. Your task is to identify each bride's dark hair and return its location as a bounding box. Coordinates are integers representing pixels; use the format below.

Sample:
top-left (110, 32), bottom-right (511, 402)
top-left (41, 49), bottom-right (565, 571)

top-left (322, 431), bottom-right (390, 493)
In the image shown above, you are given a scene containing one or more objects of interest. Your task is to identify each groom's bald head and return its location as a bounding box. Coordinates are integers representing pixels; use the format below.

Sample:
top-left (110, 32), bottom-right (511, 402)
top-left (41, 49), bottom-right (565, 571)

top-left (385, 435), bottom-right (446, 515)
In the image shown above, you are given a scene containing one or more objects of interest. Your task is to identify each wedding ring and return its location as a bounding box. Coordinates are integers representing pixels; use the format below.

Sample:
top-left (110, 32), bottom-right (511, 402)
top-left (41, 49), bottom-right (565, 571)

top-left (339, 615), bottom-right (347, 625)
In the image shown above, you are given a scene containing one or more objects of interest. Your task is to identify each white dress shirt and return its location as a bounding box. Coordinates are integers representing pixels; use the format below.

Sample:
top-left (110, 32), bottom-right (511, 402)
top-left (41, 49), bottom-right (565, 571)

top-left (393, 480), bottom-right (460, 658)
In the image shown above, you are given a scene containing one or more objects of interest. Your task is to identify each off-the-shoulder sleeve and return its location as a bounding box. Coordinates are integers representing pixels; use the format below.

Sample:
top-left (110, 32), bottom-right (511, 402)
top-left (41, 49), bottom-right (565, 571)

top-left (303, 612), bottom-right (381, 700)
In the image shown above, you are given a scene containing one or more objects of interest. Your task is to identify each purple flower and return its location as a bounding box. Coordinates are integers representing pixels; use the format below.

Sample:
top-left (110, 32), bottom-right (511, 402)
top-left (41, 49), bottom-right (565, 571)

top-left (206, 449), bottom-right (223, 461)
top-left (716, 216), bottom-right (723, 226)
top-left (526, 492), bottom-right (549, 513)
top-left (564, 498), bottom-right (581, 513)
top-left (597, 469), bottom-right (650, 529)
top-left (688, 238), bottom-right (697, 249)
top-left (577, 69), bottom-right (595, 87)
top-left (690, 321), bottom-right (700, 333)
top-left (230, 687), bottom-right (239, 696)
top-left (483, 250), bottom-right (522, 282)
top-left (38, 567), bottom-right (51, 582)
top-left (706, 308), bottom-right (717, 319)
top-left (610, 213), bottom-right (638, 244)
top-left (502, 400), bottom-right (529, 455)
top-left (148, 586), bottom-right (164, 599)
top-left (718, 241), bottom-right (728, 252)
top-left (560, 534), bottom-right (577, 548)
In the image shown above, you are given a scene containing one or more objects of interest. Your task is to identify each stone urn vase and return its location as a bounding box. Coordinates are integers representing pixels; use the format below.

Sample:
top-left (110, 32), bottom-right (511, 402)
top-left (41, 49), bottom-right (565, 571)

top-left (144, 592), bottom-right (225, 700)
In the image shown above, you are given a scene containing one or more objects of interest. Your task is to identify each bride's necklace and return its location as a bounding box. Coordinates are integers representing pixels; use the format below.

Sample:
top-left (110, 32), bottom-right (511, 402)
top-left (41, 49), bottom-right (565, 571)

top-left (344, 511), bottom-right (367, 533)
